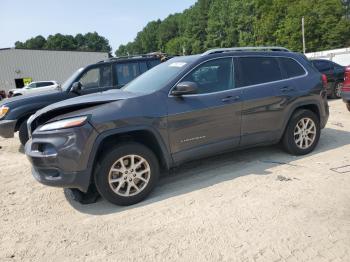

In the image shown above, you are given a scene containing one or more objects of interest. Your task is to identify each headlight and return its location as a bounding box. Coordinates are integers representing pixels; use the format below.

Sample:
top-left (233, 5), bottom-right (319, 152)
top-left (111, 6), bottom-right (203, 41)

top-left (39, 116), bottom-right (88, 132)
top-left (0, 106), bottom-right (9, 119)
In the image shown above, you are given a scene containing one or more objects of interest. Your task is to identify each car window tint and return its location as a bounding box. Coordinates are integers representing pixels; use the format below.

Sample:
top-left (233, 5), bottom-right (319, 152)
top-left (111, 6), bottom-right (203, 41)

top-left (148, 60), bottom-right (161, 69)
top-left (182, 58), bottom-right (234, 94)
top-left (100, 65), bottom-right (112, 87)
top-left (139, 62), bottom-right (148, 74)
top-left (313, 61), bottom-right (332, 71)
top-left (238, 57), bottom-right (282, 87)
top-left (280, 58), bottom-right (306, 78)
top-left (80, 68), bottom-right (100, 90)
top-left (115, 62), bottom-right (140, 87)
top-left (36, 83), bottom-right (47, 87)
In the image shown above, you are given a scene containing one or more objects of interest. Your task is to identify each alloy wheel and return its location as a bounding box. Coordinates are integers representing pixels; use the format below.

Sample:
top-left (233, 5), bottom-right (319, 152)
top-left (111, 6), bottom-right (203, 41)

top-left (336, 83), bottom-right (343, 98)
top-left (108, 155), bottom-right (151, 197)
top-left (294, 117), bottom-right (317, 149)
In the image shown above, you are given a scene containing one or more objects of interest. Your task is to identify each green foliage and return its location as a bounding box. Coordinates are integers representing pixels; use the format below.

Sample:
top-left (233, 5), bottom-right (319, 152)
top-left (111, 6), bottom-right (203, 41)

top-left (15, 32), bottom-right (111, 54)
top-left (116, 0), bottom-right (350, 55)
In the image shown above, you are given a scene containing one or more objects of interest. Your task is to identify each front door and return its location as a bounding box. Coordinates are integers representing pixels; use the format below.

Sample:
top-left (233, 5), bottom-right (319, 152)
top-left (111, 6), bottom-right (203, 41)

top-left (167, 57), bottom-right (242, 164)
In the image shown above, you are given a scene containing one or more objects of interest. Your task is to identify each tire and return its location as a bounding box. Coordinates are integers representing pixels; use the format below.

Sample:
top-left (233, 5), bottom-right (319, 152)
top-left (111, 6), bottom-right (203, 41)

top-left (64, 184), bottom-right (100, 205)
top-left (19, 119), bottom-right (29, 146)
top-left (330, 82), bottom-right (343, 99)
top-left (282, 109), bottom-right (320, 155)
top-left (94, 142), bottom-right (160, 206)
top-left (347, 103), bottom-right (350, 112)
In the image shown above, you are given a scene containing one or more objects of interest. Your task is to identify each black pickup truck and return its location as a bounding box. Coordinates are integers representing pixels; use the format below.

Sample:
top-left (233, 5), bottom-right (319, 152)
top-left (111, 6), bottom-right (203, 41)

top-left (0, 54), bottom-right (166, 145)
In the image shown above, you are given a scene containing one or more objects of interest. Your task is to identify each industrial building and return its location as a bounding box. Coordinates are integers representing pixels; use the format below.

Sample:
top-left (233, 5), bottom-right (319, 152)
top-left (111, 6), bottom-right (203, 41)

top-left (0, 48), bottom-right (109, 92)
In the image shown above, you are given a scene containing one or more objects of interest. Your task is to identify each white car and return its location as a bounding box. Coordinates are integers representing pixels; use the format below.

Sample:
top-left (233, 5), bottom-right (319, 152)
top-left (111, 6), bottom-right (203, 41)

top-left (9, 81), bottom-right (59, 97)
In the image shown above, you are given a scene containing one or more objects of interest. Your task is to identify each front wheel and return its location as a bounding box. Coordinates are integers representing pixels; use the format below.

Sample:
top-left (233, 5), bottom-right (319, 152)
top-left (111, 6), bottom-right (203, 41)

top-left (94, 142), bottom-right (160, 206)
top-left (282, 110), bottom-right (320, 155)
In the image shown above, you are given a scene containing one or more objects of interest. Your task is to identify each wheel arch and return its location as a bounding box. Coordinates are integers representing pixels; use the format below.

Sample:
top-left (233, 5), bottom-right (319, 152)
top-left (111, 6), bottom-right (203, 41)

top-left (280, 101), bottom-right (321, 140)
top-left (15, 112), bottom-right (36, 132)
top-left (87, 126), bottom-right (172, 185)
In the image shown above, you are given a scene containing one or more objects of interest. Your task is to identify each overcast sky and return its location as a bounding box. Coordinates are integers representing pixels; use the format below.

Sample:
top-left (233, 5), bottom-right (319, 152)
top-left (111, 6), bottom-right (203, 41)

top-left (0, 0), bottom-right (196, 52)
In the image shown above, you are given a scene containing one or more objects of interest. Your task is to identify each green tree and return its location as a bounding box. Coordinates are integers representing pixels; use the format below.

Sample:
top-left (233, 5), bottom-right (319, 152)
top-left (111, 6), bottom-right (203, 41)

top-left (15, 35), bottom-right (47, 49)
top-left (14, 32), bottom-right (112, 54)
top-left (116, 0), bottom-right (350, 55)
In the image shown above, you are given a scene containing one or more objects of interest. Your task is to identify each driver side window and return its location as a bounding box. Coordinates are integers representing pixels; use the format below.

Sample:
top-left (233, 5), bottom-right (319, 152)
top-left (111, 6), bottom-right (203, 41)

top-left (182, 58), bottom-right (234, 94)
top-left (80, 68), bottom-right (100, 90)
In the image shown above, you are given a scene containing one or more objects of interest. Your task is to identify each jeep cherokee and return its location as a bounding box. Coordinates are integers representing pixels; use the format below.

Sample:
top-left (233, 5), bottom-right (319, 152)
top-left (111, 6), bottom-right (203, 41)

top-left (25, 47), bottom-right (329, 206)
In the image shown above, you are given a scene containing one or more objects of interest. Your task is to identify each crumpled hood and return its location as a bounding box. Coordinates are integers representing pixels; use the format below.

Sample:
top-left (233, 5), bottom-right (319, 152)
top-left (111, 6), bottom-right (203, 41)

top-left (31, 89), bottom-right (139, 122)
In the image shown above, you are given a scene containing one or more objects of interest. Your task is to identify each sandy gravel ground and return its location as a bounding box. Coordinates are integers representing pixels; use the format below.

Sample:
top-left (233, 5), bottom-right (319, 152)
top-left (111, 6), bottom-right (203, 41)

top-left (1, 100), bottom-right (350, 262)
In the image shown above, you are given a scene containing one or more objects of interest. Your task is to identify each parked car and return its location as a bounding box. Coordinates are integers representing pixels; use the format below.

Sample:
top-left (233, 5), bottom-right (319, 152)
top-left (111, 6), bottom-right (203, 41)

top-left (341, 66), bottom-right (350, 111)
top-left (8, 81), bottom-right (60, 97)
top-left (310, 59), bottom-right (345, 98)
top-left (0, 90), bottom-right (6, 100)
top-left (25, 46), bottom-right (329, 206)
top-left (0, 53), bottom-right (167, 145)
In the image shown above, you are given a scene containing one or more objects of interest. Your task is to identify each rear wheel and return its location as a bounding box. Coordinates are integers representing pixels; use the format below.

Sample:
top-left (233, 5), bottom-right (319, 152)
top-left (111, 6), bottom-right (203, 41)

top-left (282, 109), bottom-right (320, 155)
top-left (94, 142), bottom-right (159, 206)
top-left (19, 120), bottom-right (29, 146)
top-left (331, 82), bottom-right (343, 99)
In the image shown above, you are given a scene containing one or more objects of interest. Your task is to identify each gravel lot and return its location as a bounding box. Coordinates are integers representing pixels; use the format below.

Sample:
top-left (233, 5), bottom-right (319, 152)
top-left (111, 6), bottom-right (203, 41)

top-left (1, 99), bottom-right (350, 262)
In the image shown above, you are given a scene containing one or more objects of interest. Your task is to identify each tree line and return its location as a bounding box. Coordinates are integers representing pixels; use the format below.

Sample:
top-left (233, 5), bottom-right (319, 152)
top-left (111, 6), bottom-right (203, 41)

top-left (15, 32), bottom-right (111, 53)
top-left (116, 0), bottom-right (350, 56)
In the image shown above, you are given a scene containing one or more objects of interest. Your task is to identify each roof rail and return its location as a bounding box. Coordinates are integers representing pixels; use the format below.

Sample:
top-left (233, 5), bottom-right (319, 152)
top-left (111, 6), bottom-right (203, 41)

top-left (98, 52), bottom-right (168, 63)
top-left (202, 46), bottom-right (291, 56)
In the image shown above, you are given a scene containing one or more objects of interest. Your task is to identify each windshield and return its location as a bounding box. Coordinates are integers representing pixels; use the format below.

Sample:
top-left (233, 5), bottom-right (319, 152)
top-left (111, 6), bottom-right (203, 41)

top-left (61, 68), bottom-right (84, 91)
top-left (123, 56), bottom-right (198, 93)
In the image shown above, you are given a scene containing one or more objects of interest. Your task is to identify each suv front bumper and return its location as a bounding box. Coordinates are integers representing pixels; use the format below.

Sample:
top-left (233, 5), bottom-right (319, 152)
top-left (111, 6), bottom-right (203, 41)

top-left (0, 120), bottom-right (17, 138)
top-left (25, 123), bottom-right (98, 192)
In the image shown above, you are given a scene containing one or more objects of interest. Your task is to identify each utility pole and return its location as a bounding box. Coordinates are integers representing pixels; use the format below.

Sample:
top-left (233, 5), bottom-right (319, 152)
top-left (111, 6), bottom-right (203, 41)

top-left (302, 17), bottom-right (306, 54)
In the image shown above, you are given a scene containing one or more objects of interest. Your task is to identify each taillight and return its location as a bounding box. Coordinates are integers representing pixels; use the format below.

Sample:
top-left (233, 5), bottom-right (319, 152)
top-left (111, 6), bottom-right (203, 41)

top-left (322, 74), bottom-right (328, 89)
top-left (343, 66), bottom-right (350, 92)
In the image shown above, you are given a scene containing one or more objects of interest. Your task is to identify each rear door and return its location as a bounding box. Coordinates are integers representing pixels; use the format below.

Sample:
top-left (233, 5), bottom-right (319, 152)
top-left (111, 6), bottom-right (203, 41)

top-left (237, 56), bottom-right (296, 146)
top-left (167, 57), bottom-right (242, 164)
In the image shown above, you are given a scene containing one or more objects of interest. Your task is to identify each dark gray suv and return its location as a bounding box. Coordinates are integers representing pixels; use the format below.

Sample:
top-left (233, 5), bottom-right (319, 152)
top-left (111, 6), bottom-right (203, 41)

top-left (25, 47), bottom-right (329, 206)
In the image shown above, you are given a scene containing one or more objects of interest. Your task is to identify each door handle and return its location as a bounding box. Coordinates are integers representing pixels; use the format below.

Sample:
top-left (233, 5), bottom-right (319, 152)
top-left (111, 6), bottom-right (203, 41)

top-left (280, 86), bottom-right (295, 92)
top-left (222, 95), bottom-right (240, 102)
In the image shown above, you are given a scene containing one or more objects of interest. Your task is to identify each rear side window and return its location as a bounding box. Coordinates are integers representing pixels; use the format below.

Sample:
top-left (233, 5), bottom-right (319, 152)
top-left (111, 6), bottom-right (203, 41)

top-left (36, 82), bottom-right (51, 87)
top-left (237, 57), bottom-right (282, 87)
top-left (115, 62), bottom-right (140, 87)
top-left (280, 58), bottom-right (306, 78)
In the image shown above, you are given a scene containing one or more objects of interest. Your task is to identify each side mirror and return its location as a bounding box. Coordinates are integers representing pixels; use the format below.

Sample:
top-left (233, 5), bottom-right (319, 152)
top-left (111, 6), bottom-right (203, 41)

top-left (171, 82), bottom-right (198, 96)
top-left (71, 82), bottom-right (82, 94)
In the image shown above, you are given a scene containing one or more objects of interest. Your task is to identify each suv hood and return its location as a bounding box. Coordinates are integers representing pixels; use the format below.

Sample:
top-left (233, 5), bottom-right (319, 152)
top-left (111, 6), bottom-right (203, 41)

top-left (0, 89), bottom-right (62, 107)
top-left (38, 90), bottom-right (137, 114)
top-left (31, 89), bottom-right (140, 125)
